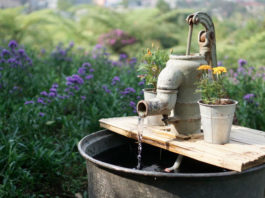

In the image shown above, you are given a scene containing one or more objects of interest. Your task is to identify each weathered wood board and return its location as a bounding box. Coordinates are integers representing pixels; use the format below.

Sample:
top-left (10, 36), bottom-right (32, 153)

top-left (99, 116), bottom-right (265, 172)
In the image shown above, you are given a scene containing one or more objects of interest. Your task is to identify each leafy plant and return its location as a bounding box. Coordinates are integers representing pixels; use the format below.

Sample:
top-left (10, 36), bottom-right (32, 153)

top-left (137, 46), bottom-right (169, 90)
top-left (196, 65), bottom-right (228, 104)
top-left (224, 61), bottom-right (265, 130)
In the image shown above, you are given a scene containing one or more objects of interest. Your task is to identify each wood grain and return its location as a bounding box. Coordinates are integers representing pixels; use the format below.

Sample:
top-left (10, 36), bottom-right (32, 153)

top-left (99, 116), bottom-right (265, 172)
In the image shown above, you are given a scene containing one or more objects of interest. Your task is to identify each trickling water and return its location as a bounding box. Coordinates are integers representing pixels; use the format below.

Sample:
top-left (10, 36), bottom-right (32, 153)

top-left (136, 116), bottom-right (144, 170)
top-left (94, 142), bottom-right (228, 173)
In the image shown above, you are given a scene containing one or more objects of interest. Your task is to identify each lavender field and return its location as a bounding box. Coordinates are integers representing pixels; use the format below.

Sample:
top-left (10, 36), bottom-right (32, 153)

top-left (0, 1), bottom-right (265, 197)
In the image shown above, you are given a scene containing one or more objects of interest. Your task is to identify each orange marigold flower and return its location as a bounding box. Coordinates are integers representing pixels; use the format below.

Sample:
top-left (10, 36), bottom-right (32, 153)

top-left (197, 65), bottom-right (212, 70)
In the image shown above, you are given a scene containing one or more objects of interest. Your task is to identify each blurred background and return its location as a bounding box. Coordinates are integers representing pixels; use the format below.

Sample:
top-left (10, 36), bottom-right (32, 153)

top-left (1, 1), bottom-right (265, 197)
top-left (1, 0), bottom-right (265, 66)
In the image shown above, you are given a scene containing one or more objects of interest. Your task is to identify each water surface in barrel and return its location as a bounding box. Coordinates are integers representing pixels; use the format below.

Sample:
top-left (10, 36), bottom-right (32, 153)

top-left (94, 138), bottom-right (228, 173)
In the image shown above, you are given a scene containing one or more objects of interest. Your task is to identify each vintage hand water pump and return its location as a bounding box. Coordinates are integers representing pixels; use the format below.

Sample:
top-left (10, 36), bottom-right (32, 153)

top-left (137, 12), bottom-right (217, 135)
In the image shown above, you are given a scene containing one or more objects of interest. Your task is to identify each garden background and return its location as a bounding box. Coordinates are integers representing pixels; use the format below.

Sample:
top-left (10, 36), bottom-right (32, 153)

top-left (0, 0), bottom-right (264, 197)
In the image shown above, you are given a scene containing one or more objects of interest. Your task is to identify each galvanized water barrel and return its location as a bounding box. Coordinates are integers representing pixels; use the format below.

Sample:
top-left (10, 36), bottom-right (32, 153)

top-left (78, 130), bottom-right (265, 198)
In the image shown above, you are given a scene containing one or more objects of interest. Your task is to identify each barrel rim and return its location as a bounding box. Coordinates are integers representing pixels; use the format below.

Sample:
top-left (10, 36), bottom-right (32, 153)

top-left (78, 130), bottom-right (265, 178)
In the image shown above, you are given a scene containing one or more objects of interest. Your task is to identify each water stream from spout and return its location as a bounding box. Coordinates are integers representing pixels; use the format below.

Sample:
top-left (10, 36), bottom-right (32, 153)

top-left (136, 116), bottom-right (144, 170)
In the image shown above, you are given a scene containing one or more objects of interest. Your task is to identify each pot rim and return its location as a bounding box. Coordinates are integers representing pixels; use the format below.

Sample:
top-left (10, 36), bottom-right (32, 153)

top-left (143, 88), bottom-right (156, 93)
top-left (198, 99), bottom-right (238, 107)
top-left (78, 130), bottom-right (265, 178)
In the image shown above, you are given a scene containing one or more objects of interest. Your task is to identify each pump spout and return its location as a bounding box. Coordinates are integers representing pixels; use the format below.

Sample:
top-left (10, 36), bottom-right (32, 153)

top-left (137, 55), bottom-right (206, 135)
top-left (137, 66), bottom-right (182, 117)
top-left (137, 89), bottom-right (177, 117)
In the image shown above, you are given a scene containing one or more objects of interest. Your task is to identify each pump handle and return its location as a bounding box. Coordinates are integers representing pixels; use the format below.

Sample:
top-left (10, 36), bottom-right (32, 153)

top-left (186, 12), bottom-right (217, 67)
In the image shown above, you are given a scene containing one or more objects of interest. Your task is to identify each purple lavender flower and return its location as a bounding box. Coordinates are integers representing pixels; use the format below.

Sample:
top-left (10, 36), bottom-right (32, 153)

top-left (37, 97), bottom-right (46, 105)
top-left (8, 40), bottom-right (18, 49)
top-left (119, 53), bottom-right (127, 60)
top-left (89, 68), bottom-right (95, 73)
top-left (18, 49), bottom-right (26, 56)
top-left (120, 87), bottom-right (136, 95)
top-left (112, 61), bottom-right (120, 67)
top-left (129, 57), bottom-right (137, 65)
top-left (111, 76), bottom-right (120, 85)
top-left (7, 58), bottom-right (16, 64)
top-left (78, 67), bottom-right (86, 75)
top-left (138, 80), bottom-right (145, 86)
top-left (58, 95), bottom-right (66, 99)
top-left (129, 101), bottom-right (136, 108)
top-left (82, 62), bottom-right (91, 67)
top-left (68, 92), bottom-right (74, 96)
top-left (69, 41), bottom-right (74, 48)
top-left (49, 88), bottom-right (57, 93)
top-left (74, 85), bottom-right (80, 90)
top-left (237, 66), bottom-right (245, 74)
top-left (125, 87), bottom-right (135, 93)
top-left (66, 74), bottom-right (84, 85)
top-left (59, 49), bottom-right (66, 56)
top-left (52, 83), bottom-right (59, 88)
top-left (248, 67), bottom-right (254, 76)
top-left (13, 86), bottom-right (20, 90)
top-left (238, 59), bottom-right (247, 67)
top-left (85, 74), bottom-right (94, 80)
top-left (40, 91), bottom-right (48, 96)
top-left (1, 49), bottom-right (10, 57)
top-left (94, 44), bottom-right (102, 49)
top-left (41, 48), bottom-right (46, 54)
top-left (24, 100), bottom-right (34, 105)
top-left (26, 57), bottom-right (32, 66)
top-left (49, 92), bottom-right (56, 97)
top-left (39, 112), bottom-right (45, 117)
top-left (217, 61), bottom-right (223, 66)
top-left (81, 96), bottom-right (86, 100)
top-left (102, 85), bottom-right (111, 93)
top-left (243, 93), bottom-right (255, 102)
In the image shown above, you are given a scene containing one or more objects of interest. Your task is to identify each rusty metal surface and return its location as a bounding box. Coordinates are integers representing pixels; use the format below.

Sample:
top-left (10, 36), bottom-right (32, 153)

top-left (186, 12), bottom-right (217, 67)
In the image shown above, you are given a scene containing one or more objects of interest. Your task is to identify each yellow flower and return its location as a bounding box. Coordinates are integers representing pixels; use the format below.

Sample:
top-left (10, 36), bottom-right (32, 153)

top-left (217, 66), bottom-right (227, 73)
top-left (197, 65), bottom-right (212, 70)
top-left (213, 66), bottom-right (227, 74)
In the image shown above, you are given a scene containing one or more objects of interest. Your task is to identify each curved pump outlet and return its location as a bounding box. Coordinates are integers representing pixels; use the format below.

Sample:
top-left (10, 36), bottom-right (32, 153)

top-left (137, 12), bottom-right (217, 135)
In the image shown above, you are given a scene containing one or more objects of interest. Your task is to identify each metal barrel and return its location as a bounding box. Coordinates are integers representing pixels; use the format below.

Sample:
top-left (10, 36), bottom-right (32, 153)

top-left (78, 130), bottom-right (265, 198)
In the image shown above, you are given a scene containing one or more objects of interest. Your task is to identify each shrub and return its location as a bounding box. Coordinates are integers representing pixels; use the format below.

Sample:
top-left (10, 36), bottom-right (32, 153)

top-left (224, 60), bottom-right (265, 130)
top-left (0, 42), bottom-right (144, 197)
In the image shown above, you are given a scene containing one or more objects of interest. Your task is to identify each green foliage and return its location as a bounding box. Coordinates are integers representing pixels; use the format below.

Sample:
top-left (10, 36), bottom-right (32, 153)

top-left (0, 41), bottom-right (143, 197)
top-left (137, 46), bottom-right (169, 89)
top-left (196, 66), bottom-right (227, 104)
top-left (0, 6), bottom-right (265, 197)
top-left (57, 0), bottom-right (75, 10)
top-left (156, 0), bottom-right (171, 13)
top-left (224, 65), bottom-right (265, 130)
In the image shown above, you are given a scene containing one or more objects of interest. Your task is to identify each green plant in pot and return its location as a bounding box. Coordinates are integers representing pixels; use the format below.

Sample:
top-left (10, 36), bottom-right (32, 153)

top-left (137, 46), bottom-right (169, 125)
top-left (196, 65), bottom-right (238, 144)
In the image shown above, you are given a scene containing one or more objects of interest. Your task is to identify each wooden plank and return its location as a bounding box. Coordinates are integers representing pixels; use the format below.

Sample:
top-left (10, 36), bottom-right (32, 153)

top-left (99, 116), bottom-right (265, 172)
